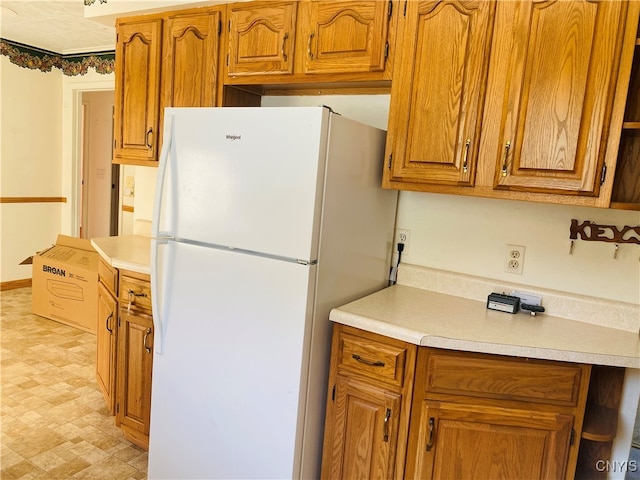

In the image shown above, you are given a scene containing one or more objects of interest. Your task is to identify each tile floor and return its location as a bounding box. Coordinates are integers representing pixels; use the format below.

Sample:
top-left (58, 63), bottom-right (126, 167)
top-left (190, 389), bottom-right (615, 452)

top-left (1, 287), bottom-right (148, 479)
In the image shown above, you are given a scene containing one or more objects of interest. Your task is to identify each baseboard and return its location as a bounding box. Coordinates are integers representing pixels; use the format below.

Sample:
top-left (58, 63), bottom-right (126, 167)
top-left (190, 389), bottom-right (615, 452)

top-left (1, 278), bottom-right (32, 291)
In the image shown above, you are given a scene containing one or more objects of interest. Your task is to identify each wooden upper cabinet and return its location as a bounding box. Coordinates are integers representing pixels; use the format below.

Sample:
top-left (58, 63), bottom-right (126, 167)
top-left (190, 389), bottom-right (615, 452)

top-left (227, 2), bottom-right (297, 77)
top-left (492, 0), bottom-right (628, 195)
top-left (383, 1), bottom-right (496, 187)
top-left (159, 9), bottom-right (222, 153)
top-left (225, 0), bottom-right (395, 84)
top-left (114, 18), bottom-right (163, 165)
top-left (299, 1), bottom-right (391, 75)
top-left (162, 10), bottom-right (221, 109)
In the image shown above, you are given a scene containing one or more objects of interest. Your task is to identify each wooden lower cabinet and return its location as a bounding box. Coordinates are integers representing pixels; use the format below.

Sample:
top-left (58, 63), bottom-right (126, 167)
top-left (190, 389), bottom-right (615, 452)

top-left (321, 325), bottom-right (598, 480)
top-left (96, 281), bottom-right (118, 415)
top-left (407, 401), bottom-right (574, 480)
top-left (97, 267), bottom-right (154, 450)
top-left (321, 325), bottom-right (417, 480)
top-left (325, 375), bottom-right (402, 479)
top-left (116, 307), bottom-right (154, 449)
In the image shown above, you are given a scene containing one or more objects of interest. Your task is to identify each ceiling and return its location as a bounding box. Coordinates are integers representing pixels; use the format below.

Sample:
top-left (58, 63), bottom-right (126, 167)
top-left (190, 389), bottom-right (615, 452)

top-left (0, 1), bottom-right (116, 55)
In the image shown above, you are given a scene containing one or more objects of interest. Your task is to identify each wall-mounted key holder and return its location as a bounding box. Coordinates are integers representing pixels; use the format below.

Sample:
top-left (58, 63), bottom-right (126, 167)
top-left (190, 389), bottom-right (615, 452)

top-left (569, 219), bottom-right (640, 258)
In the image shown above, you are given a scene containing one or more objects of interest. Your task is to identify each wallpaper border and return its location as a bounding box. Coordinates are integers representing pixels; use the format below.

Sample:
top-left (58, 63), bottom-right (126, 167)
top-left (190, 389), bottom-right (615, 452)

top-left (0, 39), bottom-right (114, 76)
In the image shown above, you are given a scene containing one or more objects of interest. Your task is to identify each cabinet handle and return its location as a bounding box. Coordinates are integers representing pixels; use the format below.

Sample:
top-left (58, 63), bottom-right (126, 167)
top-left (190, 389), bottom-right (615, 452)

top-left (146, 128), bottom-right (153, 149)
top-left (462, 138), bottom-right (471, 173)
top-left (383, 408), bottom-right (391, 442)
top-left (352, 354), bottom-right (385, 367)
top-left (143, 327), bottom-right (152, 353)
top-left (282, 32), bottom-right (289, 62)
top-left (307, 32), bottom-right (315, 60)
top-left (502, 141), bottom-right (511, 177)
top-left (106, 311), bottom-right (113, 334)
top-left (426, 417), bottom-right (435, 451)
top-left (127, 289), bottom-right (148, 313)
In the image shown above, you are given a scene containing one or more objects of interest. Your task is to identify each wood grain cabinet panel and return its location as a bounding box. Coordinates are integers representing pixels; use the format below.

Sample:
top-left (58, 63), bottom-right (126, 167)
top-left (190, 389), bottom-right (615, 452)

top-left (162, 10), bottom-right (221, 110)
top-left (96, 281), bottom-right (117, 415)
top-left (114, 18), bottom-right (162, 166)
top-left (383, 0), bottom-right (496, 187)
top-left (407, 401), bottom-right (574, 480)
top-left (383, 0), bottom-right (639, 208)
top-left (321, 325), bottom-right (417, 480)
top-left (227, 1), bottom-right (297, 76)
top-left (407, 348), bottom-right (591, 480)
top-left (492, 0), bottom-right (628, 195)
top-left (159, 9), bottom-right (222, 154)
top-left (322, 326), bottom-right (620, 480)
top-left (424, 350), bottom-right (584, 406)
top-left (114, 7), bottom-right (227, 167)
top-left (299, 1), bottom-right (390, 75)
top-left (324, 375), bottom-right (402, 480)
top-left (116, 307), bottom-right (154, 449)
top-left (225, 0), bottom-right (395, 85)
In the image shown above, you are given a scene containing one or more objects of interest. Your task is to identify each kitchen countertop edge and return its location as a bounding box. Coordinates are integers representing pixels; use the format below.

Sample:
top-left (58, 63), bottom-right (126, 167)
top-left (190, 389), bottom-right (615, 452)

top-left (91, 235), bottom-right (151, 275)
top-left (329, 285), bottom-right (640, 368)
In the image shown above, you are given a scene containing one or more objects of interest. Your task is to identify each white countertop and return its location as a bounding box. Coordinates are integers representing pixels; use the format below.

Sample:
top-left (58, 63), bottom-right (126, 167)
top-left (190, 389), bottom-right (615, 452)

top-left (91, 235), bottom-right (151, 275)
top-left (330, 265), bottom-right (640, 368)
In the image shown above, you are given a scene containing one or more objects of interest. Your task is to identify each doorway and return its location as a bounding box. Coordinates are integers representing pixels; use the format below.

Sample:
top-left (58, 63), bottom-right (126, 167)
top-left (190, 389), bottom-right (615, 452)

top-left (79, 90), bottom-right (118, 239)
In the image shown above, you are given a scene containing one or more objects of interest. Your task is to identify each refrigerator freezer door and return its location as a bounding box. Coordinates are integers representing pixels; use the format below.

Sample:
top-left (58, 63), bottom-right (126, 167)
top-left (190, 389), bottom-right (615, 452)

top-left (155, 107), bottom-right (329, 262)
top-left (147, 240), bottom-right (316, 480)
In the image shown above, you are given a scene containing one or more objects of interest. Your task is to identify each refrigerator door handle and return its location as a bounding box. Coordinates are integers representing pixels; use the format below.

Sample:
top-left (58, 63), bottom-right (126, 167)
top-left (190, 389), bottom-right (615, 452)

top-left (152, 113), bottom-right (175, 241)
top-left (151, 237), bottom-right (168, 355)
top-left (151, 114), bottom-right (175, 355)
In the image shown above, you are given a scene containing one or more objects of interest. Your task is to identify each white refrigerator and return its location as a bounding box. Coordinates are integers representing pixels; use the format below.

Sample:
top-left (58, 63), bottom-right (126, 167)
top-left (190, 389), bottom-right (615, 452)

top-left (148, 106), bottom-right (398, 480)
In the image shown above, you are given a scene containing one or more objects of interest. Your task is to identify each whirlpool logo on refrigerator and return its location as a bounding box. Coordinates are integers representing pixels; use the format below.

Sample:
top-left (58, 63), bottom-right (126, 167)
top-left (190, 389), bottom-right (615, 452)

top-left (226, 134), bottom-right (241, 141)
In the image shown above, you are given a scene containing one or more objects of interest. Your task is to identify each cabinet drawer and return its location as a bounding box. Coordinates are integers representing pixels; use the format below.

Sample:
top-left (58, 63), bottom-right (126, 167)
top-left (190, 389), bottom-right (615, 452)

top-left (424, 350), bottom-right (585, 407)
top-left (98, 258), bottom-right (118, 297)
top-left (119, 275), bottom-right (152, 312)
top-left (337, 330), bottom-right (409, 387)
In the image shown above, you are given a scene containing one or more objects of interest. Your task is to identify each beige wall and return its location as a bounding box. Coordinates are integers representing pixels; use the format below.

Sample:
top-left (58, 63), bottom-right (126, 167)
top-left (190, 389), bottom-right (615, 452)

top-left (1, 57), bottom-right (64, 282)
top-left (262, 94), bottom-right (640, 305)
top-left (0, 57), bottom-right (115, 283)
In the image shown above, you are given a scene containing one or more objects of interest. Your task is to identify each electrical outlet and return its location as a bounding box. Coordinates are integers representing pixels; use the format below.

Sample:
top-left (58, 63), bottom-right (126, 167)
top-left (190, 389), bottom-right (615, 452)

top-left (395, 229), bottom-right (411, 256)
top-left (504, 244), bottom-right (525, 274)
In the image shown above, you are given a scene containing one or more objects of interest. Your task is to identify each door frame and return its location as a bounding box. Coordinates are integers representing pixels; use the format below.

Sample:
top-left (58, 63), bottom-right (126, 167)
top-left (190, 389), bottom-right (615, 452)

top-left (61, 74), bottom-right (116, 238)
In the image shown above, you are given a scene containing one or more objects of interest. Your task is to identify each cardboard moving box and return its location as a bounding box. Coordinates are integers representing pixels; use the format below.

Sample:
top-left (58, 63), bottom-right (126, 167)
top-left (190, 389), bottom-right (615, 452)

top-left (32, 235), bottom-right (98, 334)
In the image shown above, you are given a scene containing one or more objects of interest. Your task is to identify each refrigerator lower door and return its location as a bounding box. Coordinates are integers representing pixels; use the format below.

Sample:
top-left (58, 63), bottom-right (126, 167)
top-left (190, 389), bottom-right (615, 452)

top-left (148, 240), bottom-right (316, 480)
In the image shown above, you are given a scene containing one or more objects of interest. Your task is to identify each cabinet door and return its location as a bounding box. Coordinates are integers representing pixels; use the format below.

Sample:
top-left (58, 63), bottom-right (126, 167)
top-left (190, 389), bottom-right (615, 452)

top-left (114, 19), bottom-right (162, 165)
top-left (323, 375), bottom-right (402, 480)
top-left (160, 10), bottom-right (222, 154)
top-left (116, 309), bottom-right (154, 444)
top-left (96, 282), bottom-right (117, 415)
top-left (300, 1), bottom-right (391, 75)
top-left (227, 2), bottom-right (297, 77)
top-left (493, 0), bottom-right (627, 195)
top-left (384, 0), bottom-right (495, 187)
top-left (162, 10), bottom-right (221, 110)
top-left (407, 401), bottom-right (574, 480)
